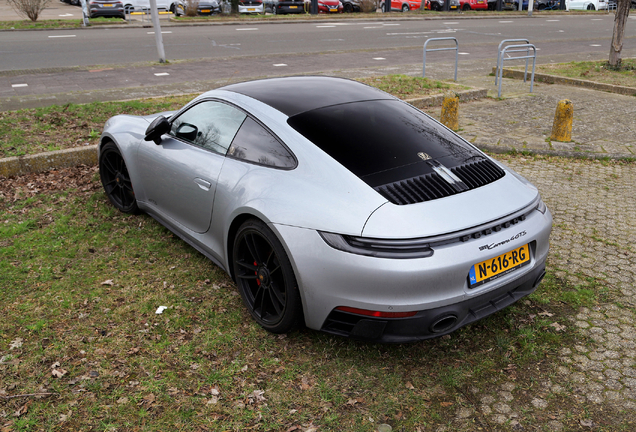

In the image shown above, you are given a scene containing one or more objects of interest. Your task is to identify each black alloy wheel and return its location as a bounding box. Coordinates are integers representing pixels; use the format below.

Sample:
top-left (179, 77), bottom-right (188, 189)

top-left (344, 2), bottom-right (352, 11)
top-left (99, 142), bottom-right (139, 214)
top-left (402, 3), bottom-right (409, 10)
top-left (462, 3), bottom-right (470, 9)
top-left (233, 219), bottom-right (301, 333)
top-left (587, 3), bottom-right (595, 8)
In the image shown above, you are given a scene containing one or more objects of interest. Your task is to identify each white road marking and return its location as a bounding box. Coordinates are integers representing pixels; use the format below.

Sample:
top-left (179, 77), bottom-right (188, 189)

top-left (316, 25), bottom-right (336, 28)
top-left (48, 35), bottom-right (76, 38)
top-left (236, 28), bottom-right (258, 31)
top-left (590, 44), bottom-right (602, 47)
top-left (273, 64), bottom-right (287, 67)
top-left (387, 31), bottom-right (432, 35)
top-left (459, 52), bottom-right (470, 55)
top-left (58, 13), bottom-right (74, 16)
top-left (383, 23), bottom-right (400, 26)
top-left (364, 26), bottom-right (382, 29)
top-left (546, 19), bottom-right (560, 21)
top-left (373, 57), bottom-right (386, 60)
top-left (591, 18), bottom-right (602, 20)
top-left (499, 20), bottom-right (513, 23)
top-left (12, 83), bottom-right (28, 88)
top-left (147, 31), bottom-right (172, 34)
top-left (154, 73), bottom-right (170, 76)
top-left (443, 21), bottom-right (458, 24)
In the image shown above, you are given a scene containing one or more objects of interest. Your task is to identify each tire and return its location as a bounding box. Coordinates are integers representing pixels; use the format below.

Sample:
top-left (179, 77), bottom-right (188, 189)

top-left (587, 3), bottom-right (595, 8)
top-left (176, 4), bottom-right (185, 15)
top-left (462, 3), bottom-right (470, 9)
top-left (124, 4), bottom-right (133, 13)
top-left (344, 2), bottom-right (353, 11)
top-left (233, 219), bottom-right (302, 334)
top-left (432, 1), bottom-right (441, 10)
top-left (99, 142), bottom-right (140, 214)
top-left (402, 3), bottom-right (409, 10)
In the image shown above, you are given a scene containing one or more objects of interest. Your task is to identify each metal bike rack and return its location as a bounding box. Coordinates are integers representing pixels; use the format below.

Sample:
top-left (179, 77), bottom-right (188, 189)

top-left (423, 37), bottom-right (458, 82)
top-left (495, 39), bottom-right (530, 85)
top-left (497, 44), bottom-right (537, 98)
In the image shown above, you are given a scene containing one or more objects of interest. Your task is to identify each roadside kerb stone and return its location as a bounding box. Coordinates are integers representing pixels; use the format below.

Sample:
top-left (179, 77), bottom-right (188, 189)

top-left (495, 67), bottom-right (636, 97)
top-left (0, 145), bottom-right (98, 178)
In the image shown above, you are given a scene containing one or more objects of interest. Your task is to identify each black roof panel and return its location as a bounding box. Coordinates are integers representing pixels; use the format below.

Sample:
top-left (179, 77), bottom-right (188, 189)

top-left (220, 76), bottom-right (394, 116)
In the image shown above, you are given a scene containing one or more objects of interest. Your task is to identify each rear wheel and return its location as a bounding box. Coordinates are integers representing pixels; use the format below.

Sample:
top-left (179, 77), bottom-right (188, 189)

top-left (462, 3), bottom-right (470, 9)
top-left (402, 3), bottom-right (409, 10)
top-left (99, 142), bottom-right (139, 214)
top-left (344, 2), bottom-right (353, 11)
top-left (233, 219), bottom-right (302, 334)
top-left (587, 3), bottom-right (595, 8)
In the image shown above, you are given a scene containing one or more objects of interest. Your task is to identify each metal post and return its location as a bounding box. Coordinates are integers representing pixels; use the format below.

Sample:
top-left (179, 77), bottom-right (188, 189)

top-left (385, 0), bottom-right (391, 12)
top-left (496, 0), bottom-right (502, 10)
top-left (423, 37), bottom-right (459, 81)
top-left (497, 44), bottom-right (536, 98)
top-left (149, 0), bottom-right (166, 63)
top-left (495, 39), bottom-right (529, 85)
top-left (527, 0), bottom-right (533, 15)
top-left (311, 0), bottom-right (318, 14)
top-left (443, 0), bottom-right (449, 10)
top-left (79, 0), bottom-right (90, 26)
top-left (559, 0), bottom-right (565, 8)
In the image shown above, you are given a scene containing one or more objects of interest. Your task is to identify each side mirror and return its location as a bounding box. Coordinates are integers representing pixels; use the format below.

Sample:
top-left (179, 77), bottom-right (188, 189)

top-left (144, 115), bottom-right (171, 145)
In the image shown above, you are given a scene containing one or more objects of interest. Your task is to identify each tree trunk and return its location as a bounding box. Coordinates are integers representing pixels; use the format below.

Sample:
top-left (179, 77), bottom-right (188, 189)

top-left (609, 0), bottom-right (631, 67)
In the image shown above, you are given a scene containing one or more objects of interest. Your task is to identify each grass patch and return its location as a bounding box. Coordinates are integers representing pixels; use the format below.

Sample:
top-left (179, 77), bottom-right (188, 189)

top-left (0, 155), bottom-right (617, 430)
top-left (0, 18), bottom-right (126, 30)
top-left (0, 75), bottom-right (461, 158)
top-left (520, 59), bottom-right (636, 88)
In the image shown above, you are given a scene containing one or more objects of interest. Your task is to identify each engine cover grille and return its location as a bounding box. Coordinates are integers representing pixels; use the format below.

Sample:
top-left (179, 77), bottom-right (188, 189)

top-left (374, 159), bottom-right (505, 205)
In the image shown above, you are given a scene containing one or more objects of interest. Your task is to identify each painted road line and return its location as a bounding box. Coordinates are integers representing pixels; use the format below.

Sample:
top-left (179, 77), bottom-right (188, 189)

top-left (459, 52), bottom-right (470, 55)
top-left (443, 22), bottom-right (458, 24)
top-left (364, 26), bottom-right (382, 29)
top-left (383, 23), bottom-right (400, 26)
top-left (236, 28), bottom-right (258, 31)
top-left (48, 35), bottom-right (76, 38)
top-left (546, 19), bottom-right (560, 22)
top-left (147, 31), bottom-right (173, 34)
top-left (387, 32), bottom-right (431, 35)
top-left (154, 73), bottom-right (170, 76)
top-left (12, 84), bottom-right (28, 88)
top-left (316, 25), bottom-right (336, 28)
top-left (59, 13), bottom-right (74, 16)
top-left (273, 64), bottom-right (287, 67)
top-left (591, 18), bottom-right (602, 20)
top-left (499, 20), bottom-right (513, 23)
top-left (373, 57), bottom-right (386, 60)
top-left (590, 44), bottom-right (602, 47)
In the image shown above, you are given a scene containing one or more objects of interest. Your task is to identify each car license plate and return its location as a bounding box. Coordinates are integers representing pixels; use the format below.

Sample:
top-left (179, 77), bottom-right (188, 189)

top-left (329, 7), bottom-right (337, 10)
top-left (468, 244), bottom-right (530, 287)
top-left (248, 7), bottom-right (255, 10)
top-left (201, 8), bottom-right (211, 11)
top-left (450, 5), bottom-right (457, 7)
top-left (289, 5), bottom-right (297, 7)
top-left (477, 0), bottom-right (483, 2)
top-left (104, 3), bottom-right (113, 5)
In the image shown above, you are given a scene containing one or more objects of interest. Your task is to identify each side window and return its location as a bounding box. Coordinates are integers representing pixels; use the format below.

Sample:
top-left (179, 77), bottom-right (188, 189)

top-left (170, 101), bottom-right (247, 155)
top-left (228, 118), bottom-right (296, 168)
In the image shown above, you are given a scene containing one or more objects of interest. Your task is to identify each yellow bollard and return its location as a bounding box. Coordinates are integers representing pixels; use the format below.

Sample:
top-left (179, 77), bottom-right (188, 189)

top-left (440, 94), bottom-right (459, 132)
top-left (551, 99), bottom-right (573, 142)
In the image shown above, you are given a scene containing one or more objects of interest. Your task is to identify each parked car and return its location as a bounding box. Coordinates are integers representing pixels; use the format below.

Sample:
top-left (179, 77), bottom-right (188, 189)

top-left (379, 0), bottom-right (422, 11)
top-left (566, 0), bottom-right (608, 9)
top-left (87, 0), bottom-right (126, 17)
top-left (174, 0), bottom-right (221, 15)
top-left (341, 0), bottom-right (362, 11)
top-left (239, 0), bottom-right (264, 13)
top-left (123, 0), bottom-right (170, 13)
top-left (270, 0), bottom-right (306, 13)
top-left (428, 0), bottom-right (460, 9)
top-left (459, 0), bottom-right (487, 9)
top-left (98, 76), bottom-right (552, 342)
top-left (318, 0), bottom-right (344, 12)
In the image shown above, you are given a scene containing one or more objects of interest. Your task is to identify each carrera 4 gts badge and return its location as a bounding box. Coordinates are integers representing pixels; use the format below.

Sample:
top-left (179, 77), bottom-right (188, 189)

top-left (479, 230), bottom-right (527, 251)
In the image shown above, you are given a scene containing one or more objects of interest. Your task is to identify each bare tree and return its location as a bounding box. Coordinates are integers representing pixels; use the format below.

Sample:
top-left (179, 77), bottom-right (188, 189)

top-left (609, 0), bottom-right (631, 67)
top-left (7, 0), bottom-right (52, 21)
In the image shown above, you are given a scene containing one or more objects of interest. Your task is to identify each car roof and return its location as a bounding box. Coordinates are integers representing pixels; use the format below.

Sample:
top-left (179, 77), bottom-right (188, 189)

top-left (219, 76), bottom-right (395, 117)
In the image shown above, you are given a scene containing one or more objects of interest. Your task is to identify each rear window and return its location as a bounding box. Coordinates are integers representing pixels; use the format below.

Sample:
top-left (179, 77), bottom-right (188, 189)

top-left (287, 100), bottom-right (479, 186)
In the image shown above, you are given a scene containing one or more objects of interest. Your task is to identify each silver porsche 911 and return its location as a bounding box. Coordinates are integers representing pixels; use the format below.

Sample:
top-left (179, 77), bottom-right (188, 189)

top-left (98, 76), bottom-right (552, 343)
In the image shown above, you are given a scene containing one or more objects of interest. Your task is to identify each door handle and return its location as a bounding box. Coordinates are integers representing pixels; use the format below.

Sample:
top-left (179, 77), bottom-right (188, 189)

top-left (194, 178), bottom-right (212, 191)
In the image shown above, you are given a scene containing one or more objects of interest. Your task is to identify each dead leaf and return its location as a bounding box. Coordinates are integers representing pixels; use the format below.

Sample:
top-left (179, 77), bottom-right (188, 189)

top-left (247, 390), bottom-right (266, 404)
top-left (346, 398), bottom-right (358, 406)
top-left (116, 397), bottom-right (128, 404)
top-left (405, 381), bottom-right (415, 390)
top-left (13, 402), bottom-right (29, 417)
top-left (550, 322), bottom-right (566, 332)
top-left (52, 368), bottom-right (67, 378)
top-left (440, 402), bottom-right (453, 407)
top-left (100, 279), bottom-right (114, 286)
top-left (190, 363), bottom-right (200, 370)
top-left (539, 311), bottom-right (554, 317)
top-left (9, 338), bottom-right (23, 350)
top-left (59, 410), bottom-right (72, 422)
top-left (580, 419), bottom-right (594, 428)
top-left (50, 361), bottom-right (60, 369)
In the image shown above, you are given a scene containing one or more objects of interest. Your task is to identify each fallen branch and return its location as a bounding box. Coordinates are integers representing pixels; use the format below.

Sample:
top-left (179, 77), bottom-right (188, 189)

top-left (0, 392), bottom-right (55, 400)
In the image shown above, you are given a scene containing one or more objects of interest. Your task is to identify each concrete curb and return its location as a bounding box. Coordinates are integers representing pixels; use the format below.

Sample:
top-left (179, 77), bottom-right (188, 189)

top-left (496, 68), bottom-right (636, 96)
top-left (0, 88), bottom-right (487, 177)
top-left (0, 145), bottom-right (98, 178)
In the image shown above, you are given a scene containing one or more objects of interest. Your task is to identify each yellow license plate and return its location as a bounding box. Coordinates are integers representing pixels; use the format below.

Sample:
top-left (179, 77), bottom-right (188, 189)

top-left (248, 7), bottom-right (255, 9)
top-left (469, 244), bottom-right (530, 287)
top-left (450, 5), bottom-right (457, 8)
top-left (289, 5), bottom-right (297, 7)
top-left (104, 3), bottom-right (113, 6)
top-left (201, 8), bottom-right (211, 11)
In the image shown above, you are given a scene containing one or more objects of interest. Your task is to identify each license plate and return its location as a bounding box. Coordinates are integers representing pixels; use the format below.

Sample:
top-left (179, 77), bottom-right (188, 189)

top-left (104, 3), bottom-right (113, 6)
top-left (450, 5), bottom-right (457, 7)
top-left (289, 5), bottom-right (297, 7)
top-left (248, 7), bottom-right (255, 10)
top-left (468, 244), bottom-right (530, 287)
top-left (329, 7), bottom-right (337, 10)
top-left (477, 0), bottom-right (483, 2)
top-left (201, 8), bottom-right (211, 12)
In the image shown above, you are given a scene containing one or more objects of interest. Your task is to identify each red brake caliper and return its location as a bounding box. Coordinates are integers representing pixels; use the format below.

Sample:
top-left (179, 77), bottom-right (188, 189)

top-left (254, 261), bottom-right (260, 286)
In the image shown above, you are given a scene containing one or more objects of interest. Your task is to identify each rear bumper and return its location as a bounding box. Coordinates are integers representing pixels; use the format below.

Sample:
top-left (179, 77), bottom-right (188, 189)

top-left (321, 259), bottom-right (546, 343)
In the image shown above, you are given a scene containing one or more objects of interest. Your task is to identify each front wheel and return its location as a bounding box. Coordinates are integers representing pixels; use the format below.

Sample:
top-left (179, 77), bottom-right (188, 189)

top-left (462, 3), bottom-right (470, 9)
top-left (402, 3), bottom-right (409, 10)
top-left (587, 3), bottom-right (595, 8)
top-left (233, 219), bottom-right (302, 334)
top-left (344, 2), bottom-right (353, 11)
top-left (99, 142), bottom-right (139, 214)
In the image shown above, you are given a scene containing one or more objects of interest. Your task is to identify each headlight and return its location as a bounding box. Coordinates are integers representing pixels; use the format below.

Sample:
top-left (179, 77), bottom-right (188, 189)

top-left (536, 199), bottom-right (547, 214)
top-left (319, 232), bottom-right (434, 259)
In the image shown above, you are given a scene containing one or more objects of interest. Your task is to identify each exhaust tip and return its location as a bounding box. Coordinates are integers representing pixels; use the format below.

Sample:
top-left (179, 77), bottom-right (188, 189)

top-left (430, 315), bottom-right (458, 333)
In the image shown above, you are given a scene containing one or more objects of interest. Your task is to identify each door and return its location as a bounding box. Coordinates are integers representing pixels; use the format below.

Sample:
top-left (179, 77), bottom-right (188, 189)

top-left (137, 100), bottom-right (247, 233)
